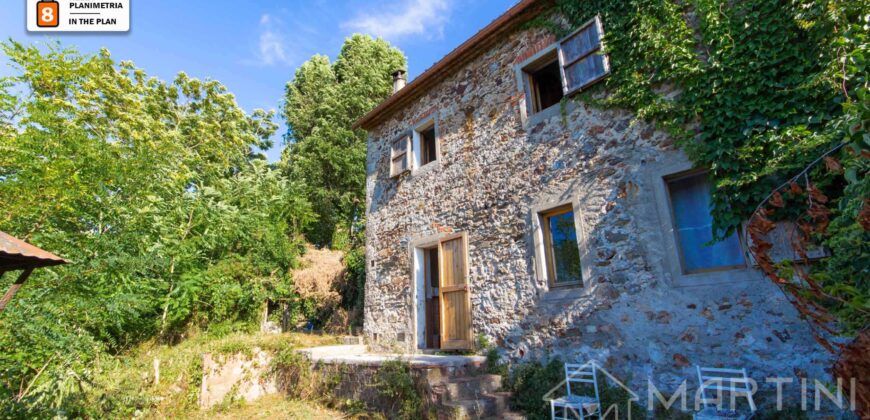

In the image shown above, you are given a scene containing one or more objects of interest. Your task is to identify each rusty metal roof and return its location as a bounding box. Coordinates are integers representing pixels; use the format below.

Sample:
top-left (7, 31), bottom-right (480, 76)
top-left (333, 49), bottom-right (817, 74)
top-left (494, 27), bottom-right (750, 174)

top-left (354, 0), bottom-right (550, 131)
top-left (0, 231), bottom-right (66, 271)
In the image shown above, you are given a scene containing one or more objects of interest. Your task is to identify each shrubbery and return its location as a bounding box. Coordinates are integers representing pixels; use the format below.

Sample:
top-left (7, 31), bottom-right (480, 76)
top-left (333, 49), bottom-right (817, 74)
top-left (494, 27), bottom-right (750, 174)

top-left (505, 358), bottom-right (643, 420)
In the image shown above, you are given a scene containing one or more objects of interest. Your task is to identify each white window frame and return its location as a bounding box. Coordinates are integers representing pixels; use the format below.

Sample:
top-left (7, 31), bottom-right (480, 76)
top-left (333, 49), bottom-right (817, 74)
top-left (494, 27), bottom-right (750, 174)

top-left (411, 116), bottom-right (439, 172)
top-left (557, 15), bottom-right (611, 96)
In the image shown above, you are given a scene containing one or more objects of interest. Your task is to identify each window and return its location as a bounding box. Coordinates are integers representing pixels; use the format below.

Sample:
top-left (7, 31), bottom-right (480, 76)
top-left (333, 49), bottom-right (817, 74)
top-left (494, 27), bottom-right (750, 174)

top-left (519, 16), bottom-right (610, 116)
top-left (540, 206), bottom-right (583, 286)
top-left (390, 134), bottom-right (411, 177)
top-left (558, 16), bottom-right (610, 95)
top-left (420, 126), bottom-right (437, 166)
top-left (412, 119), bottom-right (438, 169)
top-left (524, 51), bottom-right (564, 114)
top-left (666, 172), bottom-right (745, 274)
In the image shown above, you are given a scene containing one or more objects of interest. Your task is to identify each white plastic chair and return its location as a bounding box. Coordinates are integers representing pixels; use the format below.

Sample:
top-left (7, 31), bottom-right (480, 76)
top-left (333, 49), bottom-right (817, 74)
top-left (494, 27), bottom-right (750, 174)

top-left (694, 366), bottom-right (757, 420)
top-left (550, 362), bottom-right (602, 420)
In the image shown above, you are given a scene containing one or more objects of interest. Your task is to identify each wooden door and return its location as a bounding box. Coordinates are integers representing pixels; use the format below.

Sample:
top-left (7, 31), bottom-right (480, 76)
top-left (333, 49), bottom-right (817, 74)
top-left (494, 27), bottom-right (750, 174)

top-left (438, 234), bottom-right (472, 350)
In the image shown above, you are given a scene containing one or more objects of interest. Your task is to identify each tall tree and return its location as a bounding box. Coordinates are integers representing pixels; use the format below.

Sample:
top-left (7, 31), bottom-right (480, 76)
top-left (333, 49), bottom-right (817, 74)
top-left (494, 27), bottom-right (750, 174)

top-left (0, 41), bottom-right (314, 417)
top-left (282, 34), bottom-right (406, 247)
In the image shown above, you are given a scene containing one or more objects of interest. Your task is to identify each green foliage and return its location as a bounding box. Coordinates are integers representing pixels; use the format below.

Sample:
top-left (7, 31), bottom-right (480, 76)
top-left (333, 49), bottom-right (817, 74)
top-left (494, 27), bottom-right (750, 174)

top-left (281, 34), bottom-right (406, 247)
top-left (0, 40), bottom-right (315, 417)
top-left (755, 405), bottom-right (811, 420)
top-left (476, 333), bottom-right (508, 376)
top-left (484, 348), bottom-right (508, 377)
top-left (505, 358), bottom-right (645, 420)
top-left (505, 358), bottom-right (564, 419)
top-left (85, 332), bottom-right (338, 418)
top-left (270, 344), bottom-right (317, 400)
top-left (598, 378), bottom-right (644, 419)
top-left (539, 0), bottom-right (869, 335)
top-left (372, 360), bottom-right (428, 420)
top-left (339, 247), bottom-right (367, 327)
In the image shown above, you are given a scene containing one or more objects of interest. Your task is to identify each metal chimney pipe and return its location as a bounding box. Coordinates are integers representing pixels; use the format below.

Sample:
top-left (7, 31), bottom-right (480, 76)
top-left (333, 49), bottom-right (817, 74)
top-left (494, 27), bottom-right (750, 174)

top-left (392, 70), bottom-right (407, 94)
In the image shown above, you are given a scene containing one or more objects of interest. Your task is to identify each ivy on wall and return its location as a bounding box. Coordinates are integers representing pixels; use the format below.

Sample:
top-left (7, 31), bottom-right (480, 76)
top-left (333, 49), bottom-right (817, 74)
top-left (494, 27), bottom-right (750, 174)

top-left (531, 0), bottom-right (868, 340)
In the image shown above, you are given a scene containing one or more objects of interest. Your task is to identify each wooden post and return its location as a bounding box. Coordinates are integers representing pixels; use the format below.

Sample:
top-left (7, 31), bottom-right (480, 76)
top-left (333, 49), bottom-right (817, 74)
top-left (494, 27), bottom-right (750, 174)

top-left (0, 269), bottom-right (34, 314)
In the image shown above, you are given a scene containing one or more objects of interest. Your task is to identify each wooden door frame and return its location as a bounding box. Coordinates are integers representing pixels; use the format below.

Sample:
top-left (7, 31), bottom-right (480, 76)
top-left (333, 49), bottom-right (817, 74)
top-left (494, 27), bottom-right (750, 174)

top-left (408, 233), bottom-right (448, 351)
top-left (437, 232), bottom-right (473, 351)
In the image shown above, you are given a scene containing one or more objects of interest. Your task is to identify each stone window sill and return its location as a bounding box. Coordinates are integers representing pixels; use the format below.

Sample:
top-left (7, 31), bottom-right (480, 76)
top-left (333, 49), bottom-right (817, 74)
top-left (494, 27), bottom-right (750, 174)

top-left (411, 160), bottom-right (441, 177)
top-left (541, 284), bottom-right (590, 302)
top-left (671, 267), bottom-right (760, 288)
top-left (525, 102), bottom-right (563, 128)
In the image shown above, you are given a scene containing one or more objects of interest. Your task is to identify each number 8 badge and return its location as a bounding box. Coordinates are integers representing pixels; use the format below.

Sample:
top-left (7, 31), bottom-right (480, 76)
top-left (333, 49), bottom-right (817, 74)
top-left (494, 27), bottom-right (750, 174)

top-left (36, 0), bottom-right (59, 28)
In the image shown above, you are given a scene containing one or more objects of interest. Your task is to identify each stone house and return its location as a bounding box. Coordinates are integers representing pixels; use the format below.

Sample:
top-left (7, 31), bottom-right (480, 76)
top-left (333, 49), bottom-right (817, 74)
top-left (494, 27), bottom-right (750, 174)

top-left (355, 0), bottom-right (829, 392)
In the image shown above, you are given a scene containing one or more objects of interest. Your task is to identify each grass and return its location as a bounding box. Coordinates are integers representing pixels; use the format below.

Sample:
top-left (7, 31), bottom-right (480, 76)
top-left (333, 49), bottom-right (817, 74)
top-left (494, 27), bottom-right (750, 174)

top-left (191, 394), bottom-right (345, 420)
top-left (88, 331), bottom-right (341, 418)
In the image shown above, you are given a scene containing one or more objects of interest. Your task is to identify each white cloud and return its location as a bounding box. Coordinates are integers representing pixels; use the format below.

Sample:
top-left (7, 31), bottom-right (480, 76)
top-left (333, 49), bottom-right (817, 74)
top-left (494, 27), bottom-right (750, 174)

top-left (341, 0), bottom-right (451, 41)
top-left (254, 14), bottom-right (292, 66)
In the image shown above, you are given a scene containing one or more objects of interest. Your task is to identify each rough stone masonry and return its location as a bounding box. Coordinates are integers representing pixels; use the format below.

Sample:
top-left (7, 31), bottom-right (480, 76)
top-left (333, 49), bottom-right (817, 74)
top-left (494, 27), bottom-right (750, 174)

top-left (361, 16), bottom-right (831, 401)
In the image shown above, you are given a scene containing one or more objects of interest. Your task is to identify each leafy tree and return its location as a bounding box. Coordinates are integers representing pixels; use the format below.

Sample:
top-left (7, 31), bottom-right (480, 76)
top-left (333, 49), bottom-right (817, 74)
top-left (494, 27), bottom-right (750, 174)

top-left (281, 34), bottom-right (406, 247)
top-left (0, 40), bottom-right (314, 417)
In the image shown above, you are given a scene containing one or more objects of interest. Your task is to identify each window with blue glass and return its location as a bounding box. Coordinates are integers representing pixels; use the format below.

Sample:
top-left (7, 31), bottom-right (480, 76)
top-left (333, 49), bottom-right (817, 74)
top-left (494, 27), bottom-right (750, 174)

top-left (666, 172), bottom-right (745, 274)
top-left (541, 206), bottom-right (583, 286)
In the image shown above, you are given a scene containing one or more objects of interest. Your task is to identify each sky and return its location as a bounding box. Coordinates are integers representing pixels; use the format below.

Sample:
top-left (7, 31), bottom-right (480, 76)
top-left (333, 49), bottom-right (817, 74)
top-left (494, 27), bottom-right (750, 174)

top-left (0, 0), bottom-right (518, 161)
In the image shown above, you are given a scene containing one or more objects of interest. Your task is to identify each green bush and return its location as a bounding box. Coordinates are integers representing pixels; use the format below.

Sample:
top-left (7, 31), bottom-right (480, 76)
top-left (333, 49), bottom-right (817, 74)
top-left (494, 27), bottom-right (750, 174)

top-left (485, 348), bottom-right (508, 377)
top-left (340, 247), bottom-right (367, 327)
top-left (373, 360), bottom-right (430, 420)
top-left (755, 406), bottom-right (811, 420)
top-left (270, 345), bottom-right (317, 401)
top-left (505, 358), bottom-right (565, 419)
top-left (476, 334), bottom-right (508, 377)
top-left (506, 358), bottom-right (644, 420)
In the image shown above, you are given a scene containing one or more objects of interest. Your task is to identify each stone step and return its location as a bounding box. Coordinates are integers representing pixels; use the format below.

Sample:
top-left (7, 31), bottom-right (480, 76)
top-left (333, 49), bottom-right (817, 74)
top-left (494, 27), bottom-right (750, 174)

top-left (421, 363), bottom-right (485, 384)
top-left (443, 392), bottom-right (511, 419)
top-left (442, 374), bottom-right (503, 401)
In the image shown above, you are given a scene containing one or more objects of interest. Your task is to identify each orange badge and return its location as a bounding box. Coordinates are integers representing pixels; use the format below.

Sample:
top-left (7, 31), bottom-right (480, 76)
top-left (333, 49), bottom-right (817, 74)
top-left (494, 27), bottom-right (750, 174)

top-left (36, 1), bottom-right (59, 28)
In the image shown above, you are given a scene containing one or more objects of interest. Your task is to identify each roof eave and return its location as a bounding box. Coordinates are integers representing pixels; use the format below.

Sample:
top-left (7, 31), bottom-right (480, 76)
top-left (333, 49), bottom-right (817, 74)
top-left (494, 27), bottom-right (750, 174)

top-left (354, 0), bottom-right (550, 131)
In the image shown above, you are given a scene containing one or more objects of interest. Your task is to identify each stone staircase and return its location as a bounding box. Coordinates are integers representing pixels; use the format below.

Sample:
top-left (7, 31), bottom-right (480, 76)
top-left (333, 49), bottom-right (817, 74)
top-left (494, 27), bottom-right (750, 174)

top-left (297, 345), bottom-right (524, 419)
top-left (427, 369), bottom-right (524, 419)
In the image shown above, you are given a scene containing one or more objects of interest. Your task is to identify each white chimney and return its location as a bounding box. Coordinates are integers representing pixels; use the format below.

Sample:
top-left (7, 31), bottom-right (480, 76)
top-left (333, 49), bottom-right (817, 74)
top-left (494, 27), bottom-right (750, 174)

top-left (392, 70), bottom-right (407, 94)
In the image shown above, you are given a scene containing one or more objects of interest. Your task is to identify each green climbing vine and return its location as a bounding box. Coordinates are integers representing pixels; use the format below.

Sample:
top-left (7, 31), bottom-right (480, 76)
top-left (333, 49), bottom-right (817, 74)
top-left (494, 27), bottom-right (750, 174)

top-left (530, 0), bottom-right (868, 336)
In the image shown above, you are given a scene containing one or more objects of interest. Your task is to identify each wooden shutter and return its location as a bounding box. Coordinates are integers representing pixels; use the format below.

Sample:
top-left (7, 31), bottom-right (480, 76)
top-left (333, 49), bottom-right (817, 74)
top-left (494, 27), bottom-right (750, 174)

top-left (558, 15), bottom-right (610, 95)
top-left (390, 134), bottom-right (411, 177)
top-left (438, 234), bottom-right (472, 350)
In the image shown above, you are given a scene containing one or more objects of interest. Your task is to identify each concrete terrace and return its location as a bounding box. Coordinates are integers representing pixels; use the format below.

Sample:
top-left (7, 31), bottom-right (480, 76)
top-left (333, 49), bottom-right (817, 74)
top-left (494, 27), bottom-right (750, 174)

top-left (298, 345), bottom-right (486, 369)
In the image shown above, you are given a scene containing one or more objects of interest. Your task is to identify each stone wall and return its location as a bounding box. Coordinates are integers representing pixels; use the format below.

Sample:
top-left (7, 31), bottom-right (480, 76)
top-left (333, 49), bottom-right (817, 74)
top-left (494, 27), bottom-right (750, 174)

top-left (363, 22), bottom-right (832, 399)
top-left (199, 349), bottom-right (277, 409)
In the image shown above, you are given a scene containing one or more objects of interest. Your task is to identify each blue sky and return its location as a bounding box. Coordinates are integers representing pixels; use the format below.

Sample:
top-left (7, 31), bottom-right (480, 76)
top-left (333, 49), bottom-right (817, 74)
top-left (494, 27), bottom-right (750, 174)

top-left (0, 0), bottom-right (517, 161)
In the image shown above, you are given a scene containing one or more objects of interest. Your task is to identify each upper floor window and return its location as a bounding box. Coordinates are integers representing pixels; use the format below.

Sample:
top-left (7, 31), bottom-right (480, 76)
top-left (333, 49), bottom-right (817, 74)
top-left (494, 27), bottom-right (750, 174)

top-left (412, 118), bottom-right (439, 169)
top-left (558, 15), bottom-right (610, 95)
top-left (523, 51), bottom-right (565, 114)
top-left (665, 171), bottom-right (745, 274)
top-left (520, 15), bottom-right (610, 116)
